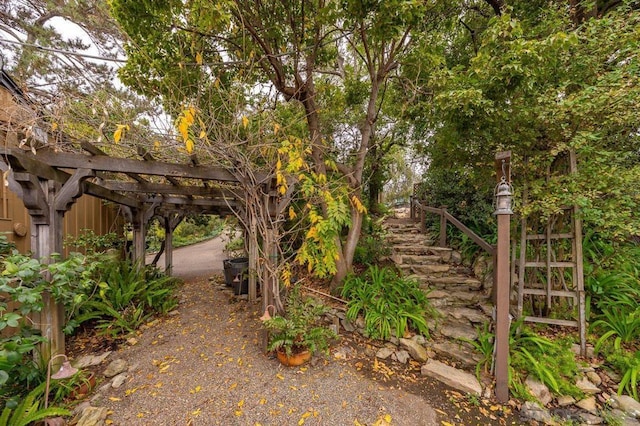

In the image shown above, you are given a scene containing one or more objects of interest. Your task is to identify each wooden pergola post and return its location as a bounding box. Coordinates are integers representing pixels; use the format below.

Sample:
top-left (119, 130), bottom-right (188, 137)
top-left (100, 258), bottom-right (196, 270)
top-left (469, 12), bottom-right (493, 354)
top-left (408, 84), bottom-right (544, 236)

top-left (130, 203), bottom-right (158, 266)
top-left (10, 167), bottom-right (93, 362)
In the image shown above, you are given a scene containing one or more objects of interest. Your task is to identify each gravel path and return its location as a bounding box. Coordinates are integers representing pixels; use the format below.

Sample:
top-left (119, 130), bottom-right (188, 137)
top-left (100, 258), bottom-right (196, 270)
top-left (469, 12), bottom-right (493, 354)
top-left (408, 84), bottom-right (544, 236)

top-left (95, 241), bottom-right (438, 425)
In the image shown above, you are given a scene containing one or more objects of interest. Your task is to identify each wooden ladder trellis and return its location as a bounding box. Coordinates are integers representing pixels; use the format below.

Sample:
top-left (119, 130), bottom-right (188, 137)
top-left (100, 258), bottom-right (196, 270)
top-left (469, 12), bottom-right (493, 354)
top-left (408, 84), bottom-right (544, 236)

top-left (515, 151), bottom-right (587, 356)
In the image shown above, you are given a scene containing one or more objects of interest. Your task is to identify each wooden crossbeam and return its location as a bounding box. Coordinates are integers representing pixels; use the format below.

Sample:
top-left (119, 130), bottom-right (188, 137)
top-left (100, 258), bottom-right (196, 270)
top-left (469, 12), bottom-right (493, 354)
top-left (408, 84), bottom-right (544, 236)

top-left (82, 141), bottom-right (148, 184)
top-left (32, 149), bottom-right (263, 182)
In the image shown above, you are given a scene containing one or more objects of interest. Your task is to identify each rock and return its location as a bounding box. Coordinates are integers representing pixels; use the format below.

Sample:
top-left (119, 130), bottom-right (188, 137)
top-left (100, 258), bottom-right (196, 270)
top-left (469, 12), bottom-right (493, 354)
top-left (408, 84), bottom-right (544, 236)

top-left (76, 406), bottom-right (108, 426)
top-left (610, 409), bottom-right (640, 426)
top-left (376, 347), bottom-right (394, 360)
top-left (399, 338), bottom-right (428, 362)
top-left (394, 350), bottom-right (411, 364)
top-left (611, 395), bottom-right (640, 418)
top-left (168, 310), bottom-right (179, 316)
top-left (577, 412), bottom-right (604, 425)
top-left (103, 359), bottom-right (128, 378)
top-left (571, 343), bottom-right (595, 358)
top-left (340, 318), bottom-right (355, 332)
top-left (520, 401), bottom-right (554, 425)
top-left (126, 337), bottom-right (138, 346)
top-left (425, 290), bottom-right (448, 299)
top-left (72, 401), bottom-right (92, 417)
top-left (525, 376), bottom-right (552, 406)
top-left (73, 352), bottom-right (112, 369)
top-left (556, 395), bottom-right (576, 407)
top-left (450, 251), bottom-right (462, 265)
top-left (421, 360), bottom-right (482, 396)
top-left (587, 371), bottom-right (602, 386)
top-left (576, 376), bottom-right (601, 394)
top-left (333, 345), bottom-right (355, 360)
top-left (439, 323), bottom-right (478, 341)
top-left (576, 396), bottom-right (598, 413)
top-left (411, 334), bottom-right (427, 346)
top-left (450, 307), bottom-right (489, 324)
top-left (431, 341), bottom-right (479, 368)
top-left (111, 373), bottom-right (127, 388)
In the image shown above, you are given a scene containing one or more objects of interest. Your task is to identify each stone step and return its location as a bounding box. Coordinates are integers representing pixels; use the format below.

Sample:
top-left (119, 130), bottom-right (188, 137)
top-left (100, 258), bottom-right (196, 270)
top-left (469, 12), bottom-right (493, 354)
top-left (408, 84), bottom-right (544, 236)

top-left (394, 254), bottom-right (443, 265)
top-left (405, 273), bottom-right (483, 291)
top-left (423, 275), bottom-right (483, 290)
top-left (424, 289), bottom-right (486, 307)
top-left (392, 245), bottom-right (452, 260)
top-left (398, 264), bottom-right (451, 275)
top-left (386, 234), bottom-right (434, 244)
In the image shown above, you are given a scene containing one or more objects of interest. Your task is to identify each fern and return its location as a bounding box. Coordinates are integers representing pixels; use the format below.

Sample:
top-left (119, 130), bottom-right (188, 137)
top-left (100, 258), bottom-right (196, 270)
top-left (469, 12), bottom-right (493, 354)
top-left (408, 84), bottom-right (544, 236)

top-left (1, 383), bottom-right (70, 426)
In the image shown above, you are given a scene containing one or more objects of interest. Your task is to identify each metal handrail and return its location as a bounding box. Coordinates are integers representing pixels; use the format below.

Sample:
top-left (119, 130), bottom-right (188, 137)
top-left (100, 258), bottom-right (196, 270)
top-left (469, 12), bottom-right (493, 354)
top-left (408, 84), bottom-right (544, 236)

top-left (410, 196), bottom-right (495, 256)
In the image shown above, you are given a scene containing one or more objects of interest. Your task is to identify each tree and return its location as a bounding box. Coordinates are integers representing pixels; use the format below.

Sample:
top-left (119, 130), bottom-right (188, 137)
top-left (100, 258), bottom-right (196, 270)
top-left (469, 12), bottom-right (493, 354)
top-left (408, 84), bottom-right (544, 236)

top-left (110, 0), bottom-right (440, 288)
top-left (0, 0), bottom-right (124, 99)
top-left (405, 0), bottom-right (640, 240)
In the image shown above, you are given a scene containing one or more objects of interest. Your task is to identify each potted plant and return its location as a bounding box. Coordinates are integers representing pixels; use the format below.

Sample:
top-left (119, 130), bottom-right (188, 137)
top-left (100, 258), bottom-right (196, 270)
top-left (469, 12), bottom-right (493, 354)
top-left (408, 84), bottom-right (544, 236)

top-left (262, 286), bottom-right (337, 366)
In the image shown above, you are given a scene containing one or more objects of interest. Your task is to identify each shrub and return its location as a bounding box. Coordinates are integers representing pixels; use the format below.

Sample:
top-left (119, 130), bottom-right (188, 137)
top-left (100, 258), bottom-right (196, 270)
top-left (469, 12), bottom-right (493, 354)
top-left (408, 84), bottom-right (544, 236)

top-left (71, 259), bottom-right (179, 337)
top-left (341, 265), bottom-right (435, 340)
top-left (607, 350), bottom-right (640, 401)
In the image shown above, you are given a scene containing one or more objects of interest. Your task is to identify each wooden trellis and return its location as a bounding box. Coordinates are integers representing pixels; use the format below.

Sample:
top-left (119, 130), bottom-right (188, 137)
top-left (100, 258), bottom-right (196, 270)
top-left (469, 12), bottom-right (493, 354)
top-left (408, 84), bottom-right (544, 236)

top-left (515, 150), bottom-right (587, 356)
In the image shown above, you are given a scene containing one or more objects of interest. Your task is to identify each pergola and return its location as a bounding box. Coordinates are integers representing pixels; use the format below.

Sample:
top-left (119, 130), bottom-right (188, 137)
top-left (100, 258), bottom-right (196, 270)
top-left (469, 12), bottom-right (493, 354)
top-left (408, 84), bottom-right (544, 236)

top-left (0, 139), bottom-right (278, 360)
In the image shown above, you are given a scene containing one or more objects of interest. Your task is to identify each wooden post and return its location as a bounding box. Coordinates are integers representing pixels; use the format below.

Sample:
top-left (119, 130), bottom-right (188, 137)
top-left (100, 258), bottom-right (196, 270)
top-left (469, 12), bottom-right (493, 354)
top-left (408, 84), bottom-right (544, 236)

top-left (248, 217), bottom-right (258, 302)
top-left (420, 206), bottom-right (426, 233)
top-left (439, 207), bottom-right (447, 247)
top-left (164, 216), bottom-right (173, 275)
top-left (494, 151), bottom-right (512, 403)
top-left (15, 170), bottom-right (92, 363)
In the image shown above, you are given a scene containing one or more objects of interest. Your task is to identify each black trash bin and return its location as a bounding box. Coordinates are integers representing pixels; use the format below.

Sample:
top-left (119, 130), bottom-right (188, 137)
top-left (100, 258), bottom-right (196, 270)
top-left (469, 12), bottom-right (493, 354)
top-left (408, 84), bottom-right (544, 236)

top-left (224, 257), bottom-right (249, 295)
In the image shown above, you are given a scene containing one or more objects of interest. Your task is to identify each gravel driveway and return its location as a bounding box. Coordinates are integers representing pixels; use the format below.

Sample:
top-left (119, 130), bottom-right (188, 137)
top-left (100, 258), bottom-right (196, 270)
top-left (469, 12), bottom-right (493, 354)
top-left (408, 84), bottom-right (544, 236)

top-left (96, 239), bottom-right (439, 425)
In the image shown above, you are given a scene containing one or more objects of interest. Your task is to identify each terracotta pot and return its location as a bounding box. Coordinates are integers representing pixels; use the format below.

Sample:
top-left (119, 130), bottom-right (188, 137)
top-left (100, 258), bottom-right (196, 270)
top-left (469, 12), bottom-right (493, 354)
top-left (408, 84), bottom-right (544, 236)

top-left (69, 372), bottom-right (96, 400)
top-left (276, 348), bottom-right (311, 367)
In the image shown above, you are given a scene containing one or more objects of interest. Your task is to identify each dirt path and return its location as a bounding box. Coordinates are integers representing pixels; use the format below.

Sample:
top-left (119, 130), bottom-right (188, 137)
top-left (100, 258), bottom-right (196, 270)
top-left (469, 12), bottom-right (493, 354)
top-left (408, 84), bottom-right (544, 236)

top-left (95, 276), bottom-right (437, 425)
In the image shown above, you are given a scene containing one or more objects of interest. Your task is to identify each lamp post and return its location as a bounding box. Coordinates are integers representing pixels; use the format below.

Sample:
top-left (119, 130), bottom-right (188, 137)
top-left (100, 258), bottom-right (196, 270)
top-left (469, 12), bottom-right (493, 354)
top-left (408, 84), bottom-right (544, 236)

top-left (44, 354), bottom-right (78, 409)
top-left (494, 162), bottom-right (513, 403)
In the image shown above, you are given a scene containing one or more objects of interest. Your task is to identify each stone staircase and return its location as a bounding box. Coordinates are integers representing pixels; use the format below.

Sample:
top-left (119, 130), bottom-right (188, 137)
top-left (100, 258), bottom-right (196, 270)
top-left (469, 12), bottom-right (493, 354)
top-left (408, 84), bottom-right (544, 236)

top-left (384, 216), bottom-right (494, 364)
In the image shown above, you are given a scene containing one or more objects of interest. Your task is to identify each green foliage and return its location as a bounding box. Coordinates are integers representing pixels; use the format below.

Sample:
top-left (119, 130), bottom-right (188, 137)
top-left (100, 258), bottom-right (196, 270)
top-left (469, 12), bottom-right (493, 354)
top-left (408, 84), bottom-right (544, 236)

top-left (592, 307), bottom-right (640, 354)
top-left (263, 286), bottom-right (337, 357)
top-left (353, 217), bottom-right (390, 265)
top-left (73, 260), bottom-right (179, 337)
top-left (341, 265), bottom-right (434, 340)
top-left (65, 230), bottom-right (122, 254)
top-left (0, 333), bottom-right (46, 404)
top-left (146, 215), bottom-right (225, 253)
top-left (408, 2), bottom-right (640, 277)
top-left (47, 370), bottom-right (95, 404)
top-left (508, 322), bottom-right (582, 400)
top-left (584, 233), bottom-right (640, 355)
top-left (461, 322), bottom-right (494, 379)
top-left (607, 350), bottom-right (640, 401)
top-left (0, 251), bottom-right (95, 402)
top-left (0, 382), bottom-right (70, 426)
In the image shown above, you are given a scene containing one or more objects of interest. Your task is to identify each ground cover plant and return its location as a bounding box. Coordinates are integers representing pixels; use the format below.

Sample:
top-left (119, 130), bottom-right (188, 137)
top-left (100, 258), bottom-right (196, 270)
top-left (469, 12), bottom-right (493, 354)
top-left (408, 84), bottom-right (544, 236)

top-left (341, 265), bottom-right (434, 340)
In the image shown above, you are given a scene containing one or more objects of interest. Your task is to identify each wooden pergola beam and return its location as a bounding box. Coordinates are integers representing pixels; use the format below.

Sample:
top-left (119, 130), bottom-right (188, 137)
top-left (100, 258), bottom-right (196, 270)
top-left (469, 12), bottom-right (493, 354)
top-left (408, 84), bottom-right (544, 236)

top-left (32, 150), bottom-right (265, 182)
top-left (82, 141), bottom-right (148, 184)
top-left (103, 180), bottom-right (239, 197)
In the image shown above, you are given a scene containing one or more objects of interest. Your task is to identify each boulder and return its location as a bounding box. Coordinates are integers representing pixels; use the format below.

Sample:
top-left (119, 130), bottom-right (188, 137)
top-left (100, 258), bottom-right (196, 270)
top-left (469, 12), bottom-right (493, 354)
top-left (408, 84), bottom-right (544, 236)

top-left (421, 360), bottom-right (482, 396)
top-left (76, 406), bottom-right (108, 426)
top-left (576, 396), bottom-right (598, 413)
top-left (103, 359), bottom-right (127, 378)
top-left (576, 376), bottom-right (601, 394)
top-left (399, 338), bottom-right (428, 362)
top-left (525, 376), bottom-right (552, 406)
top-left (520, 401), bottom-right (554, 425)
top-left (375, 347), bottom-right (394, 360)
top-left (611, 395), bottom-right (640, 418)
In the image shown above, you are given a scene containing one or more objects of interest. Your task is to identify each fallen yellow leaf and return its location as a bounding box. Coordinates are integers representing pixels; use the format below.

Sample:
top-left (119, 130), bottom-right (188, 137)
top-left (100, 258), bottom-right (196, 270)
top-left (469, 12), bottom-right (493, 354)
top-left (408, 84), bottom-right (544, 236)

top-left (108, 397), bottom-right (121, 402)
